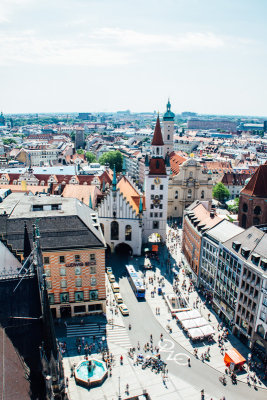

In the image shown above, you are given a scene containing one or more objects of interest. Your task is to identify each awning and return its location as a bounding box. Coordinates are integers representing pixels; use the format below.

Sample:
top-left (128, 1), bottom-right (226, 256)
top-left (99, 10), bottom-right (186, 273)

top-left (152, 245), bottom-right (158, 252)
top-left (193, 317), bottom-right (208, 327)
top-left (224, 348), bottom-right (246, 367)
top-left (181, 319), bottom-right (198, 330)
top-left (187, 327), bottom-right (203, 339)
top-left (200, 325), bottom-right (215, 336)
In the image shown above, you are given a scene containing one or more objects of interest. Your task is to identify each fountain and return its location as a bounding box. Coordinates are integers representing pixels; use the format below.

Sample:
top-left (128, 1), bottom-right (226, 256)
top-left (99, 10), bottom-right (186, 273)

top-left (74, 358), bottom-right (107, 388)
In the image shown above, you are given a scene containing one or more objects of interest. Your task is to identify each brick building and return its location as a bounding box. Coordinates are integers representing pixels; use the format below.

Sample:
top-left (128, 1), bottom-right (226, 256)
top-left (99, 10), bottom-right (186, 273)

top-left (238, 163), bottom-right (267, 228)
top-left (0, 192), bottom-right (106, 318)
top-left (182, 201), bottom-right (221, 283)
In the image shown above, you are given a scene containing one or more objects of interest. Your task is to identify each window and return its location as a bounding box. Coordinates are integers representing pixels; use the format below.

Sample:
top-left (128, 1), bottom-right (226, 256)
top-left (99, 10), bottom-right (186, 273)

top-left (90, 254), bottom-right (96, 261)
top-left (46, 281), bottom-right (52, 289)
top-left (151, 194), bottom-right (154, 199)
top-left (159, 204), bottom-right (162, 209)
top-left (48, 294), bottom-right (54, 304)
top-left (167, 135), bottom-right (170, 140)
top-left (189, 171), bottom-right (193, 177)
top-left (75, 266), bottom-right (81, 275)
top-left (253, 217), bottom-right (260, 225)
top-left (74, 305), bottom-right (86, 313)
top-left (45, 268), bottom-right (51, 277)
top-left (160, 213), bottom-right (162, 217)
top-left (60, 292), bottom-right (69, 303)
top-left (160, 195), bottom-right (163, 199)
top-left (90, 266), bottom-right (96, 274)
top-left (91, 277), bottom-right (97, 286)
top-left (201, 190), bottom-right (205, 199)
top-left (242, 214), bottom-right (247, 228)
top-left (150, 204), bottom-right (154, 209)
top-left (154, 212), bottom-right (158, 217)
top-left (75, 291), bottom-right (84, 302)
top-left (160, 185), bottom-right (163, 190)
top-left (151, 185), bottom-right (155, 190)
top-left (89, 290), bottom-right (98, 301)
top-left (175, 191), bottom-right (178, 199)
top-left (75, 254), bottom-right (80, 262)
top-left (188, 189), bottom-right (192, 198)
top-left (125, 225), bottom-right (132, 241)
top-left (60, 267), bottom-right (66, 276)
top-left (76, 278), bottom-right (82, 287)
top-left (153, 221), bottom-right (159, 229)
top-left (150, 212), bottom-right (153, 217)
top-left (242, 203), bottom-right (248, 212)
top-left (44, 256), bottom-right (50, 264)
top-left (59, 255), bottom-right (65, 263)
top-left (111, 221), bottom-right (119, 240)
top-left (60, 280), bottom-right (67, 288)
top-left (254, 206), bottom-right (261, 215)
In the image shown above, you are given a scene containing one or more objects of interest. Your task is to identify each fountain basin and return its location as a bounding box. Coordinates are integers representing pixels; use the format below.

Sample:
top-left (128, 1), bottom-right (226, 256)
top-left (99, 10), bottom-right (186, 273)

top-left (74, 358), bottom-right (107, 388)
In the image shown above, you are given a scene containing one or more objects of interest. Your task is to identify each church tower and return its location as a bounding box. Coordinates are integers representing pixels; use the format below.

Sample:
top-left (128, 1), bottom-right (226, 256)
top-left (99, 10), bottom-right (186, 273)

top-left (162, 99), bottom-right (175, 156)
top-left (143, 115), bottom-right (170, 242)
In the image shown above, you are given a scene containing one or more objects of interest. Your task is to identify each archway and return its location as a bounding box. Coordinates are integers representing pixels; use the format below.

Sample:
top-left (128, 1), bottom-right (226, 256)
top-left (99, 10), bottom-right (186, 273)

top-left (115, 242), bottom-right (133, 256)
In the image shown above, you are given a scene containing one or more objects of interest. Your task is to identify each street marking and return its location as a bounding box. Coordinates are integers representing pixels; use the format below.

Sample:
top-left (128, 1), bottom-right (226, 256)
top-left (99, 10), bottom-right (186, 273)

top-left (157, 339), bottom-right (189, 365)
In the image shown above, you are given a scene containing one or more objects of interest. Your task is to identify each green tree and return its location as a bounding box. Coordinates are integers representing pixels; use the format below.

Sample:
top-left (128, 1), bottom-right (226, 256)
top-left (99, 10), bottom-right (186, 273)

top-left (212, 182), bottom-right (230, 203)
top-left (99, 150), bottom-right (123, 172)
top-left (227, 197), bottom-right (239, 213)
top-left (3, 138), bottom-right (17, 145)
top-left (77, 149), bottom-right (84, 154)
top-left (85, 152), bottom-right (97, 163)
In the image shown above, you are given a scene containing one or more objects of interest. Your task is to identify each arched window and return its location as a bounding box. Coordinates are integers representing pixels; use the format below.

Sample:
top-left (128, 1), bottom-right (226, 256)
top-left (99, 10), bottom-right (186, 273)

top-left (156, 147), bottom-right (159, 155)
top-left (257, 325), bottom-right (265, 339)
top-left (254, 206), bottom-right (262, 215)
top-left (242, 203), bottom-right (248, 212)
top-left (189, 171), bottom-right (193, 177)
top-left (125, 225), bottom-right (132, 241)
top-left (188, 189), bottom-right (192, 198)
top-left (111, 221), bottom-right (119, 240)
top-left (242, 214), bottom-right (247, 228)
top-left (201, 190), bottom-right (205, 199)
top-left (175, 191), bottom-right (178, 199)
top-left (100, 223), bottom-right (104, 235)
top-left (167, 135), bottom-right (170, 140)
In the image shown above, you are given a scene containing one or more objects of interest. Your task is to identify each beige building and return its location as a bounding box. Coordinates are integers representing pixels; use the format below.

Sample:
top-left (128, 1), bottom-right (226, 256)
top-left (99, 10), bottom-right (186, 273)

top-left (168, 158), bottom-right (213, 220)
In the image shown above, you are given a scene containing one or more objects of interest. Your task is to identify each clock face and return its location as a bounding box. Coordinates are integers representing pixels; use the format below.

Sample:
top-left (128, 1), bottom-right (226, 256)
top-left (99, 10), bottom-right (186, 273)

top-left (154, 177), bottom-right (161, 185)
top-left (153, 195), bottom-right (161, 208)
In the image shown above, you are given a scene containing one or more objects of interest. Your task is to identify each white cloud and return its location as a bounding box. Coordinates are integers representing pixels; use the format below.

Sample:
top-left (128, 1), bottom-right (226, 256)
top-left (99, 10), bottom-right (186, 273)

top-left (94, 28), bottom-right (226, 50)
top-left (0, 27), bottom-right (251, 67)
top-left (0, 31), bottom-right (133, 66)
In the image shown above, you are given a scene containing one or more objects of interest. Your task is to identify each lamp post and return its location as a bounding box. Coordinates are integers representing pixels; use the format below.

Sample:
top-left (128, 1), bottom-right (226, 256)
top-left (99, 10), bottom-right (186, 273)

top-left (118, 376), bottom-right (121, 400)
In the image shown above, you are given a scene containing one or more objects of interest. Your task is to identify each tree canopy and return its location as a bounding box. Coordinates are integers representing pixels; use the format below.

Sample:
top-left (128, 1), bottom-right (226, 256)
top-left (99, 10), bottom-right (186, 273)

top-left (3, 138), bottom-right (17, 145)
top-left (227, 197), bottom-right (239, 214)
top-left (76, 149), bottom-right (84, 154)
top-left (212, 182), bottom-right (230, 203)
top-left (85, 151), bottom-right (97, 163)
top-left (99, 150), bottom-right (123, 172)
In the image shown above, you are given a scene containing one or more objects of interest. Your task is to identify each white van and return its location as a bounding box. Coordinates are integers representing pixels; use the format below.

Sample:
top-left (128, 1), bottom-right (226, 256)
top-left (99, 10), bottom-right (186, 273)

top-left (108, 274), bottom-right (115, 283)
top-left (115, 293), bottom-right (123, 304)
top-left (111, 282), bottom-right (120, 293)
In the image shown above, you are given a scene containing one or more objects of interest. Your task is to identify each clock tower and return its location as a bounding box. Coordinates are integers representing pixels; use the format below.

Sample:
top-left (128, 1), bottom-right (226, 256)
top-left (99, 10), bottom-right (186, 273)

top-left (143, 114), bottom-right (170, 242)
top-left (163, 99), bottom-right (175, 156)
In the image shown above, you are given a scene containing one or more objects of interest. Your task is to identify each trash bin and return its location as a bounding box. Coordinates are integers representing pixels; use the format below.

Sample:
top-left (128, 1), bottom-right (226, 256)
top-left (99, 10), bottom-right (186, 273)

top-left (158, 287), bottom-right (162, 295)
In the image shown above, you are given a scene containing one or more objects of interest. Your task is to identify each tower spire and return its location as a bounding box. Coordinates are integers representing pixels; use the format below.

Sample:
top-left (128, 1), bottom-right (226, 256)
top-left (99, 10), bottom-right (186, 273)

top-left (151, 115), bottom-right (164, 146)
top-left (112, 165), bottom-right (117, 192)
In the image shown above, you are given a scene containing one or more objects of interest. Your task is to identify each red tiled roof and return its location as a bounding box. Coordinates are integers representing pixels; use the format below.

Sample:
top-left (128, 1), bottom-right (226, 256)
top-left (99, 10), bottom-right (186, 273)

top-left (149, 158), bottom-right (166, 175)
top-left (169, 152), bottom-right (187, 175)
top-left (151, 116), bottom-right (164, 146)
top-left (241, 164), bottom-right (267, 197)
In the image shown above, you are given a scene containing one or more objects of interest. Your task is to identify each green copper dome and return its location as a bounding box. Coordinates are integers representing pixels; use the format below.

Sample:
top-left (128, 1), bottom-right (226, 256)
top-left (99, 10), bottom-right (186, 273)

top-left (163, 99), bottom-right (175, 121)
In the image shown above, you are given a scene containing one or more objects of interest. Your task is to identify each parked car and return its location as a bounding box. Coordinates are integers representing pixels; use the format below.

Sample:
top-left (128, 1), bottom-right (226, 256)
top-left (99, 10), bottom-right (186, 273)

top-left (119, 304), bottom-right (129, 316)
top-left (111, 282), bottom-right (120, 293)
top-left (108, 274), bottom-right (115, 283)
top-left (115, 293), bottom-right (123, 304)
top-left (106, 267), bottom-right (113, 274)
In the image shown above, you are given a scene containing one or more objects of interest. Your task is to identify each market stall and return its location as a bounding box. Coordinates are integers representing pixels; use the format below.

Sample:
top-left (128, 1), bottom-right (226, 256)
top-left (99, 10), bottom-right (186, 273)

top-left (224, 348), bottom-right (246, 370)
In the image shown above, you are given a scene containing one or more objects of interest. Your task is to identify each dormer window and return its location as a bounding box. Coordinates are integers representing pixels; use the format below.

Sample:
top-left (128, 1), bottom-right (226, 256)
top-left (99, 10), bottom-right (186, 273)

top-left (241, 247), bottom-right (250, 259)
top-left (260, 259), bottom-right (267, 271)
top-left (232, 241), bottom-right (241, 251)
top-left (251, 254), bottom-right (260, 266)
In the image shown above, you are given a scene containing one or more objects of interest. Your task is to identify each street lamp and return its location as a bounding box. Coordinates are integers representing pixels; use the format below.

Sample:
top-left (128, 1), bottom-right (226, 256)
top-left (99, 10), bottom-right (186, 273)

top-left (118, 376), bottom-right (121, 400)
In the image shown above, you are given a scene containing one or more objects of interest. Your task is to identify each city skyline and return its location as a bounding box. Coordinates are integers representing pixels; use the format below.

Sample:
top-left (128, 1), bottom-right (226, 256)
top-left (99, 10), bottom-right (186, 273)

top-left (1, 0), bottom-right (267, 115)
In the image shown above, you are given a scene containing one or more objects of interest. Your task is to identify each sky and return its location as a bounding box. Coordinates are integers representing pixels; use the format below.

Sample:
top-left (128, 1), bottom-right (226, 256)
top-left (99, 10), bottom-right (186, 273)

top-left (0, 0), bottom-right (267, 116)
